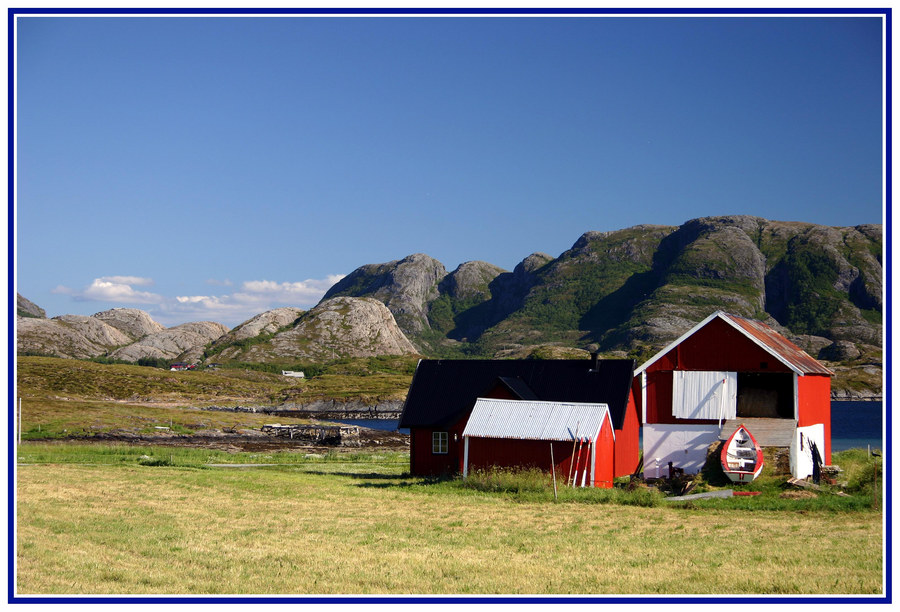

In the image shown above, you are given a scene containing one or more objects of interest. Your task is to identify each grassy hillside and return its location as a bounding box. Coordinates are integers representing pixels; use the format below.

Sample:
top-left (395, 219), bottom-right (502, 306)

top-left (15, 356), bottom-right (417, 439)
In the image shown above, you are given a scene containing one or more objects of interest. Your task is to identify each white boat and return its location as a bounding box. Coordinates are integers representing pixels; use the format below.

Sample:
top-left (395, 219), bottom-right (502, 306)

top-left (721, 424), bottom-right (764, 483)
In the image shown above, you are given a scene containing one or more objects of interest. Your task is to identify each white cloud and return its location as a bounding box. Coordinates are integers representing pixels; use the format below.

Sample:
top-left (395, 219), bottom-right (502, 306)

top-left (205, 278), bottom-right (233, 287)
top-left (165, 274), bottom-right (345, 326)
top-left (238, 275), bottom-right (345, 303)
top-left (101, 276), bottom-right (154, 287)
top-left (55, 274), bottom-right (345, 327)
top-left (65, 277), bottom-right (163, 304)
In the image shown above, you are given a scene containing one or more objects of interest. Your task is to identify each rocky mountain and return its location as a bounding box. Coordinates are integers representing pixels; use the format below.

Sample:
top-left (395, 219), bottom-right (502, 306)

top-left (109, 321), bottom-right (230, 362)
top-left (17, 314), bottom-right (133, 360)
top-left (16, 215), bottom-right (883, 396)
top-left (323, 216), bottom-right (883, 375)
top-left (92, 308), bottom-right (166, 340)
top-left (205, 297), bottom-right (417, 363)
top-left (17, 293), bottom-right (46, 318)
top-left (17, 297), bottom-right (416, 366)
top-left (323, 253), bottom-right (447, 338)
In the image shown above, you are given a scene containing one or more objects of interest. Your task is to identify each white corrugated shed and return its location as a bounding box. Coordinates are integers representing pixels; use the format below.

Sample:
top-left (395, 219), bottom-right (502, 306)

top-left (462, 398), bottom-right (611, 442)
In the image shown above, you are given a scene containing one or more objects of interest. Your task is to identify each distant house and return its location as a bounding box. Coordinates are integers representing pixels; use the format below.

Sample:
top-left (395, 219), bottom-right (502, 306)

top-left (633, 311), bottom-right (833, 479)
top-left (282, 370), bottom-right (305, 378)
top-left (398, 357), bottom-right (639, 483)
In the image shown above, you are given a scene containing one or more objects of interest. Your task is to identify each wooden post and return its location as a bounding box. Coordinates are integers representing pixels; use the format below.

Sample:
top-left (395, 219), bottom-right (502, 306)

top-left (550, 444), bottom-right (558, 501)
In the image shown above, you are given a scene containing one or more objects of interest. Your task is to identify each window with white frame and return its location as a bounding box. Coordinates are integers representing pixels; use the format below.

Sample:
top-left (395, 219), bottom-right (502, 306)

top-left (432, 431), bottom-right (448, 454)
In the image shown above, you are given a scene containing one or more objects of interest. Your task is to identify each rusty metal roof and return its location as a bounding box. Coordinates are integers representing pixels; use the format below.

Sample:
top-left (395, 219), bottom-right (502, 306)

top-left (721, 313), bottom-right (833, 375)
top-left (462, 398), bottom-right (612, 443)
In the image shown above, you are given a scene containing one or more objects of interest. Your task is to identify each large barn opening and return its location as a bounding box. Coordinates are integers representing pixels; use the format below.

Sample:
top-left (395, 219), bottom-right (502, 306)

top-left (736, 372), bottom-right (794, 419)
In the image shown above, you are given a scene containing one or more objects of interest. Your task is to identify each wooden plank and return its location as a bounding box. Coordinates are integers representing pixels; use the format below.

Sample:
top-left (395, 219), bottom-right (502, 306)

top-left (665, 490), bottom-right (734, 501)
top-left (719, 418), bottom-right (797, 447)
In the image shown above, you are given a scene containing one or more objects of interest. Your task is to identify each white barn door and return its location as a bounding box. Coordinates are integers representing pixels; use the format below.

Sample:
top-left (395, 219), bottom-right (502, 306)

top-left (672, 371), bottom-right (737, 421)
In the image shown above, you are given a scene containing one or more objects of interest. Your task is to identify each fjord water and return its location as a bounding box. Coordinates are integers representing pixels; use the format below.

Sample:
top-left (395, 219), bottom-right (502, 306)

top-left (341, 401), bottom-right (883, 451)
top-left (831, 400), bottom-right (883, 451)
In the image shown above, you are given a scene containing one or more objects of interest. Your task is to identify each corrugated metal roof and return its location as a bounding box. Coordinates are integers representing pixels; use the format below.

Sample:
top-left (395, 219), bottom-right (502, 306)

top-left (462, 398), bottom-right (611, 442)
top-left (723, 314), bottom-right (834, 376)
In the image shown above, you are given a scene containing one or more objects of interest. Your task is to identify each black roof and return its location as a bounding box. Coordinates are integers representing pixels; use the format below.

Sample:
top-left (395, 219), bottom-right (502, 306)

top-left (399, 359), bottom-right (636, 430)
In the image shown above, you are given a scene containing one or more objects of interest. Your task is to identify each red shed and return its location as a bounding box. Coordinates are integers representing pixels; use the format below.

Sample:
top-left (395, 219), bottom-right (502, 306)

top-left (462, 398), bottom-right (616, 488)
top-left (399, 357), bottom-right (639, 479)
top-left (633, 311), bottom-right (833, 478)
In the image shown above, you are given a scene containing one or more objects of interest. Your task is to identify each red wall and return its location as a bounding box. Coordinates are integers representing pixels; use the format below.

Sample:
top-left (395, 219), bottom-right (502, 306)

top-left (465, 417), bottom-right (616, 488)
top-left (647, 317), bottom-right (795, 375)
top-left (613, 391), bottom-right (641, 477)
top-left (797, 374), bottom-right (832, 463)
top-left (410, 418), bottom-right (468, 476)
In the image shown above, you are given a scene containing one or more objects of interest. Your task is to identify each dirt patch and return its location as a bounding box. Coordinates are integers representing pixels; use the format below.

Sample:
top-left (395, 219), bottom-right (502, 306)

top-left (779, 490), bottom-right (818, 499)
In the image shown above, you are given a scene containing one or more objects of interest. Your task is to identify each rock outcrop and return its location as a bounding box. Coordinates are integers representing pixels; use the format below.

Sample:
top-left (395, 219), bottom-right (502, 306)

top-left (17, 315), bottom-right (127, 359)
top-left (17, 294), bottom-right (46, 318)
top-left (214, 297), bottom-right (417, 362)
top-left (323, 253), bottom-right (447, 342)
top-left (109, 321), bottom-right (229, 362)
top-left (216, 307), bottom-right (305, 345)
top-left (92, 308), bottom-right (166, 340)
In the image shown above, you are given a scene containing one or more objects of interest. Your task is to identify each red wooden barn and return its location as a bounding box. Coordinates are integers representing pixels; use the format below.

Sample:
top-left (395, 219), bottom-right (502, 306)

top-left (398, 356), bottom-right (639, 483)
top-left (462, 398), bottom-right (617, 488)
top-left (633, 311), bottom-right (833, 479)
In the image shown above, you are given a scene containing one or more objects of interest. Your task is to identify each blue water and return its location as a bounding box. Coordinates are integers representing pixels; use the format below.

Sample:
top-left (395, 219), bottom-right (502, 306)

top-left (831, 401), bottom-right (883, 452)
top-left (339, 401), bottom-right (884, 451)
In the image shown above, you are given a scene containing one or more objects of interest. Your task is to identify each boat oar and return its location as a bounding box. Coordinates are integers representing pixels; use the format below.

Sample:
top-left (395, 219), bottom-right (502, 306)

top-left (572, 436), bottom-right (584, 488)
top-left (581, 440), bottom-right (590, 487)
top-left (567, 422), bottom-right (580, 486)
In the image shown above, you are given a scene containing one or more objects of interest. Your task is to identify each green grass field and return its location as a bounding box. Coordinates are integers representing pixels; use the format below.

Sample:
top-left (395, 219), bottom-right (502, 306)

top-left (15, 444), bottom-right (884, 596)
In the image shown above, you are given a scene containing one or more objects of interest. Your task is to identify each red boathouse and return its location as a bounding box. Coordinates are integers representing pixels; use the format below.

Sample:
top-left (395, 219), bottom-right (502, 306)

top-left (633, 311), bottom-right (833, 478)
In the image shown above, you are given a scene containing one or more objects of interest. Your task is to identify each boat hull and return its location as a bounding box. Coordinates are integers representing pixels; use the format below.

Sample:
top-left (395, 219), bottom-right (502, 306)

top-left (721, 425), bottom-right (764, 483)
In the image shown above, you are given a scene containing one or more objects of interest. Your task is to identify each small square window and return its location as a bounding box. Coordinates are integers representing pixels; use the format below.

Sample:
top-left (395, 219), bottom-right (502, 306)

top-left (432, 431), bottom-right (448, 454)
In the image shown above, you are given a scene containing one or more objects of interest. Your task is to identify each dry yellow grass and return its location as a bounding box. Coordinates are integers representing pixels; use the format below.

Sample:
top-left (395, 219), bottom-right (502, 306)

top-left (15, 462), bottom-right (883, 596)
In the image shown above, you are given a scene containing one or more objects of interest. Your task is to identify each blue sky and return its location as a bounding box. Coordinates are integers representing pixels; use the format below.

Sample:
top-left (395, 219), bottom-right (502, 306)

top-left (14, 12), bottom-right (885, 327)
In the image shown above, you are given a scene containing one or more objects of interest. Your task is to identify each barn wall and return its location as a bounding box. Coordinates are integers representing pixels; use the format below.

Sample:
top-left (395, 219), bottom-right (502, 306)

top-left (614, 390), bottom-right (641, 477)
top-left (466, 431), bottom-right (616, 489)
top-left (595, 418), bottom-right (615, 488)
top-left (647, 317), bottom-right (795, 375)
top-left (645, 370), bottom-right (673, 423)
top-left (797, 374), bottom-right (832, 463)
top-left (409, 418), bottom-right (468, 476)
top-left (467, 438), bottom-right (563, 473)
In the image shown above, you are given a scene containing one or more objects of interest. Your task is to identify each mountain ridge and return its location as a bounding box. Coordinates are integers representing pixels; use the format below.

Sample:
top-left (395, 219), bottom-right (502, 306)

top-left (16, 215), bottom-right (883, 396)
